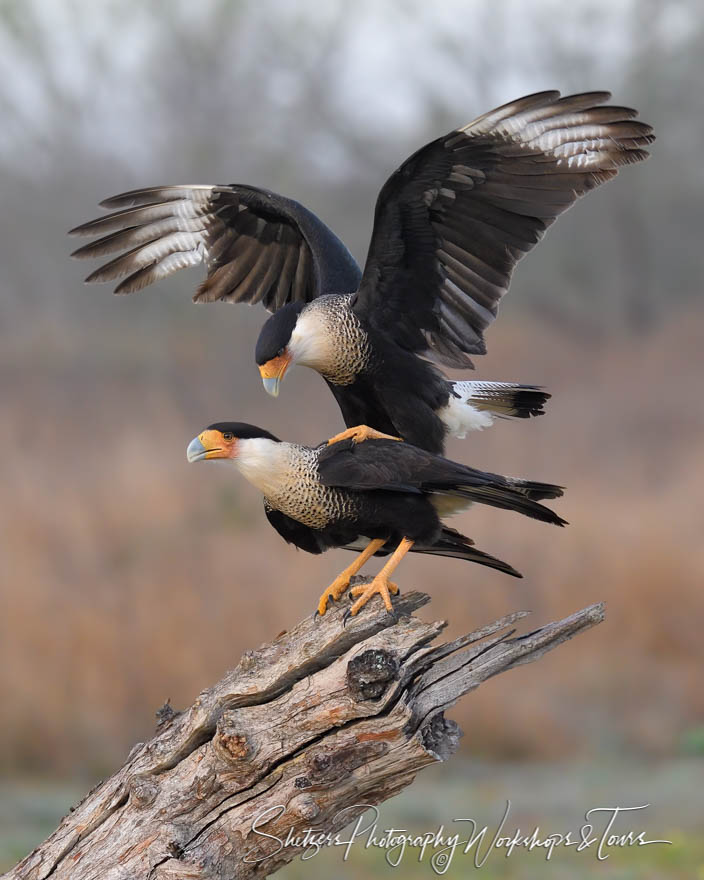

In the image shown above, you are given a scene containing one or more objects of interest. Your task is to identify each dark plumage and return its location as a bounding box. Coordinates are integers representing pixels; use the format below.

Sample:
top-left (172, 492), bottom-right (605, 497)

top-left (254, 302), bottom-right (305, 366)
top-left (70, 184), bottom-right (361, 304)
top-left (72, 91), bottom-right (653, 453)
top-left (205, 421), bottom-right (280, 443)
top-left (186, 425), bottom-right (566, 616)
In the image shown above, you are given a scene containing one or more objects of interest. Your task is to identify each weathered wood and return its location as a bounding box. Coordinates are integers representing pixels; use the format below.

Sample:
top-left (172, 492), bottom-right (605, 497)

top-left (4, 590), bottom-right (604, 880)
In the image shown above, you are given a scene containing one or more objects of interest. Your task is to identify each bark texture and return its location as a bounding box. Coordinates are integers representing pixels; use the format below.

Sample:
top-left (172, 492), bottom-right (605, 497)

top-left (5, 589), bottom-right (604, 880)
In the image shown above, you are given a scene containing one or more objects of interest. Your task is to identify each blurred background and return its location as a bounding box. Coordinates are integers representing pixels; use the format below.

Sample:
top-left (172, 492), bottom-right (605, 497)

top-left (1, 0), bottom-right (703, 876)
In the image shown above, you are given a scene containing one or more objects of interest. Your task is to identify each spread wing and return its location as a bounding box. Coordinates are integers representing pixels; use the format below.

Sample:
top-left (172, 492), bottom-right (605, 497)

top-left (70, 184), bottom-right (361, 310)
top-left (352, 91), bottom-right (654, 367)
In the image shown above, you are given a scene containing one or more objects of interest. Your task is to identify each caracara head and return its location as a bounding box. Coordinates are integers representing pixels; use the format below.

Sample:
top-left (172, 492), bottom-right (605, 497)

top-left (255, 302), bottom-right (306, 397)
top-left (187, 422), bottom-right (280, 463)
top-left (256, 300), bottom-right (335, 396)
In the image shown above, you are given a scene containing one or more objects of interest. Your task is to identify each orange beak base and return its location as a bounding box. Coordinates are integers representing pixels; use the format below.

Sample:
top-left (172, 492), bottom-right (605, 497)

top-left (187, 429), bottom-right (238, 462)
top-left (259, 351), bottom-right (292, 397)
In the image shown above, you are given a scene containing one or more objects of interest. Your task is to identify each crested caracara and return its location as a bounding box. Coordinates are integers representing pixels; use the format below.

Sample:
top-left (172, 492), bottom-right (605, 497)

top-left (72, 91), bottom-right (653, 454)
top-left (186, 423), bottom-right (566, 618)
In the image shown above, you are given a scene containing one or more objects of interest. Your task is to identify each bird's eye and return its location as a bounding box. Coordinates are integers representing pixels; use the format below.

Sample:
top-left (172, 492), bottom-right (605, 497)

top-left (223, 432), bottom-right (234, 441)
top-left (277, 348), bottom-right (285, 357)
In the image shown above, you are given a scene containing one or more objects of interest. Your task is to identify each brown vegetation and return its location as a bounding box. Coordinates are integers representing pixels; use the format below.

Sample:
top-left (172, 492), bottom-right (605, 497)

top-left (2, 306), bottom-right (702, 774)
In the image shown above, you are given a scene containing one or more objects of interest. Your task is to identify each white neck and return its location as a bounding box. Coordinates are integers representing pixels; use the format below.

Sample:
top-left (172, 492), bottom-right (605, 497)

top-left (235, 438), bottom-right (289, 496)
top-left (288, 308), bottom-right (333, 370)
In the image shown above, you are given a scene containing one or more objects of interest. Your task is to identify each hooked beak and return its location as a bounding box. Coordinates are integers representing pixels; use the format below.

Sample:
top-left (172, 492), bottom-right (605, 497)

top-left (259, 351), bottom-right (292, 398)
top-left (262, 377), bottom-right (280, 397)
top-left (187, 430), bottom-right (230, 462)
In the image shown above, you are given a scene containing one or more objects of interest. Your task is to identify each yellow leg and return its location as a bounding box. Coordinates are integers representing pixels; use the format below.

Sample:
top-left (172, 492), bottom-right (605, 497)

top-left (326, 424), bottom-right (403, 446)
top-left (347, 537), bottom-right (415, 617)
top-left (316, 538), bottom-right (387, 616)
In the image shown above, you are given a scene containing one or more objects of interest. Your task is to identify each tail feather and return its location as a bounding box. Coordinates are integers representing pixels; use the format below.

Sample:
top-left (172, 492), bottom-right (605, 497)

top-left (504, 477), bottom-right (564, 502)
top-left (412, 526), bottom-right (522, 577)
top-left (450, 483), bottom-right (568, 526)
top-left (423, 456), bottom-right (567, 525)
top-left (451, 380), bottom-right (550, 420)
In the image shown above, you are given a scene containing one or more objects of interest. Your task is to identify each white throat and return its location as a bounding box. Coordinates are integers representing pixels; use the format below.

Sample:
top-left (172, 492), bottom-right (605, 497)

top-left (288, 309), bottom-right (333, 370)
top-left (286, 295), bottom-right (369, 385)
top-left (236, 438), bottom-right (289, 496)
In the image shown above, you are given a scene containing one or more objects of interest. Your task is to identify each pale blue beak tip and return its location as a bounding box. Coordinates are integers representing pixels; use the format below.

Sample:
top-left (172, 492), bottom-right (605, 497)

top-left (262, 377), bottom-right (281, 398)
top-left (187, 435), bottom-right (207, 462)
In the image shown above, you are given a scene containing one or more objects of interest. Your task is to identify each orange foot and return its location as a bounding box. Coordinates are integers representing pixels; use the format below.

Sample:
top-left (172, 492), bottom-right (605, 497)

top-left (346, 574), bottom-right (400, 617)
top-left (327, 425), bottom-right (403, 446)
top-left (315, 538), bottom-right (387, 618)
top-left (317, 573), bottom-right (354, 617)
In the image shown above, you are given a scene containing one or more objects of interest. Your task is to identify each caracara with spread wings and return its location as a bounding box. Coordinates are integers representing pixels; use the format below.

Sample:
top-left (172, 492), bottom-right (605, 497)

top-left (72, 91), bottom-right (653, 453)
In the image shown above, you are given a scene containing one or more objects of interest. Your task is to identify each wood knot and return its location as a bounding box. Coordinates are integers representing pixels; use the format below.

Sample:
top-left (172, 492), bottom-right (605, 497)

top-left (192, 772), bottom-right (219, 800)
top-left (420, 712), bottom-right (462, 761)
top-left (287, 793), bottom-right (320, 820)
top-left (310, 753), bottom-right (331, 773)
top-left (346, 648), bottom-right (398, 701)
top-left (306, 740), bottom-right (387, 784)
top-left (129, 775), bottom-right (159, 808)
top-left (214, 710), bottom-right (251, 763)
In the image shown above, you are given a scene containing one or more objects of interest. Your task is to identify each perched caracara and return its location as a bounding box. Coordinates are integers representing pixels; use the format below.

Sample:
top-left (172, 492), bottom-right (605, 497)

top-left (72, 91), bottom-right (653, 453)
top-left (186, 423), bottom-right (566, 618)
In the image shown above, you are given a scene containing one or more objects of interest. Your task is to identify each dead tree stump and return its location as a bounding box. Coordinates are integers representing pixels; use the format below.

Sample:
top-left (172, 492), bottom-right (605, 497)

top-left (4, 591), bottom-right (604, 880)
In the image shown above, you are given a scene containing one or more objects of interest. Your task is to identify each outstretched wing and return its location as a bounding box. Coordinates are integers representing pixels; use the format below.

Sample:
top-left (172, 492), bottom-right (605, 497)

top-left (70, 184), bottom-right (361, 310)
top-left (353, 91), bottom-right (654, 367)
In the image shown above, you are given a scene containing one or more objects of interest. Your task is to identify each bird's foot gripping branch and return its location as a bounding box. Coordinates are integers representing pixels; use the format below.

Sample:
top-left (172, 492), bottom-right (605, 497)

top-left (344, 537), bottom-right (414, 620)
top-left (5, 592), bottom-right (604, 880)
top-left (316, 537), bottom-right (387, 617)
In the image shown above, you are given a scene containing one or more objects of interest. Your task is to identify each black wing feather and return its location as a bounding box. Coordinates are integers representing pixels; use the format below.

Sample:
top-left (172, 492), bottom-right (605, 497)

top-left (353, 91), bottom-right (654, 367)
top-left (70, 184), bottom-right (361, 311)
top-left (263, 500), bottom-right (326, 554)
top-left (318, 439), bottom-right (566, 526)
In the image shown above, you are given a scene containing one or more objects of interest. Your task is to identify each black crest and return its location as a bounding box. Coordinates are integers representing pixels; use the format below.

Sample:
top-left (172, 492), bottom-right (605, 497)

top-left (206, 422), bottom-right (280, 442)
top-left (255, 301), bottom-right (305, 365)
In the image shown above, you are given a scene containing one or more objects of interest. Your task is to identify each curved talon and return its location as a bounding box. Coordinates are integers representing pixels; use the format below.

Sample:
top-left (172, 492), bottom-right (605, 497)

top-left (344, 537), bottom-right (413, 620)
top-left (316, 577), bottom-right (351, 617)
top-left (314, 538), bottom-right (387, 617)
